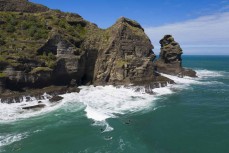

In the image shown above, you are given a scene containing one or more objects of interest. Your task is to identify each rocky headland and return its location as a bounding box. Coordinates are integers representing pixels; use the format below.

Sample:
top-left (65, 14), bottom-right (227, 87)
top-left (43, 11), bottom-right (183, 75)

top-left (0, 0), bottom-right (196, 103)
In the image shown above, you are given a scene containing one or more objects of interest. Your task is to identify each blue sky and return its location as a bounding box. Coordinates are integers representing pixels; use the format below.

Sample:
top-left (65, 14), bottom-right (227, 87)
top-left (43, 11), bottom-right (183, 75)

top-left (31, 0), bottom-right (229, 55)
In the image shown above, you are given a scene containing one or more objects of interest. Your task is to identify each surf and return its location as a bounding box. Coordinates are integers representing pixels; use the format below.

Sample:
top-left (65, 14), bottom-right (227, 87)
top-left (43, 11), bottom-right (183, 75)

top-left (0, 69), bottom-right (225, 128)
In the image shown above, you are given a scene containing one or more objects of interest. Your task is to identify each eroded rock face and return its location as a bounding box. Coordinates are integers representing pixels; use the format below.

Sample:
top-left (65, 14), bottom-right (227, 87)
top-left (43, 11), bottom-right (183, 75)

top-left (159, 35), bottom-right (182, 64)
top-left (156, 35), bottom-right (197, 77)
top-left (92, 17), bottom-right (157, 85)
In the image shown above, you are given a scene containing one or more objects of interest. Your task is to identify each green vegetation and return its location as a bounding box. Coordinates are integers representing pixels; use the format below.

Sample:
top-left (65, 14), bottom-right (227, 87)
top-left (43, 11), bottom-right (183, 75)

top-left (6, 24), bottom-right (16, 33)
top-left (116, 59), bottom-right (128, 68)
top-left (0, 10), bottom-right (89, 74)
top-left (0, 56), bottom-right (7, 63)
top-left (0, 37), bottom-right (6, 45)
top-left (39, 52), bottom-right (57, 69)
top-left (168, 37), bottom-right (174, 42)
top-left (0, 72), bottom-right (7, 78)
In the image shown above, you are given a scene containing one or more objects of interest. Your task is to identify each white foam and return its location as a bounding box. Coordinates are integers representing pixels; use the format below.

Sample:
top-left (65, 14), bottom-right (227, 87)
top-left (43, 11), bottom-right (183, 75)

top-left (75, 85), bottom-right (157, 122)
top-left (161, 73), bottom-right (200, 85)
top-left (92, 121), bottom-right (114, 132)
top-left (153, 85), bottom-right (174, 95)
top-left (0, 94), bottom-right (65, 122)
top-left (0, 132), bottom-right (28, 150)
top-left (195, 69), bottom-right (224, 78)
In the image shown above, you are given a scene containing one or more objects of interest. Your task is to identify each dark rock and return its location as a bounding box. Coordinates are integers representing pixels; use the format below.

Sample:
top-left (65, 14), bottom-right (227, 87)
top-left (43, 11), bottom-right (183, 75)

top-left (22, 104), bottom-right (46, 110)
top-left (69, 79), bottom-right (77, 87)
top-left (180, 69), bottom-right (197, 77)
top-left (0, 20), bottom-right (6, 25)
top-left (49, 95), bottom-right (63, 102)
top-left (0, 78), bottom-right (6, 93)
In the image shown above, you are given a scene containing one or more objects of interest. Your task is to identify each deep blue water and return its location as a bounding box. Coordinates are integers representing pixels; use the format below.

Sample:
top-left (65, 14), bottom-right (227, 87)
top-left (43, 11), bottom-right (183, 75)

top-left (0, 55), bottom-right (229, 153)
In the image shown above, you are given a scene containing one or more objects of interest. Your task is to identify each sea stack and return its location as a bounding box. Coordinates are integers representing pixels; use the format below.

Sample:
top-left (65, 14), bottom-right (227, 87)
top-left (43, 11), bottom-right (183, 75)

top-left (155, 35), bottom-right (197, 77)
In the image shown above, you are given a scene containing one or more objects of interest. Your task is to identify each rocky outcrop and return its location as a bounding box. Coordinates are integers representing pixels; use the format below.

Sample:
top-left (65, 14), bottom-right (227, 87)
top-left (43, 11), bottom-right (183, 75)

top-left (155, 35), bottom-right (197, 77)
top-left (92, 17), bottom-right (157, 85)
top-left (0, 0), bottom-right (49, 13)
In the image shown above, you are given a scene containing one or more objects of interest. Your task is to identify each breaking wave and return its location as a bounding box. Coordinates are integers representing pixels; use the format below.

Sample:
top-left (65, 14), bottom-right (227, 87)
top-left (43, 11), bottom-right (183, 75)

top-left (0, 132), bottom-right (28, 152)
top-left (0, 94), bottom-right (66, 122)
top-left (195, 69), bottom-right (225, 79)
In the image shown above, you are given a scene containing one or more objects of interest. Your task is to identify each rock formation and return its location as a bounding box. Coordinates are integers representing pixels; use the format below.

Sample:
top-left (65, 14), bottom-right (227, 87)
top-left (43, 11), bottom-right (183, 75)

top-left (155, 35), bottom-right (197, 77)
top-left (0, 0), bottom-right (195, 102)
top-left (91, 17), bottom-right (157, 85)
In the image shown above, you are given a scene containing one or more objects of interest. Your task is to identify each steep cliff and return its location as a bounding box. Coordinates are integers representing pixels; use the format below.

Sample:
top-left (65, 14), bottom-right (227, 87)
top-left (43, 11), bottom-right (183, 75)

top-left (155, 35), bottom-right (197, 77)
top-left (87, 17), bottom-right (157, 85)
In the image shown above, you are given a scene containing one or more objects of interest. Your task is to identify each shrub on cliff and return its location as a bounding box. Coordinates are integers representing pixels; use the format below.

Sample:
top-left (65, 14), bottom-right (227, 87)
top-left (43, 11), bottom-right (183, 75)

top-left (0, 37), bottom-right (5, 45)
top-left (6, 24), bottom-right (16, 33)
top-left (0, 72), bottom-right (7, 78)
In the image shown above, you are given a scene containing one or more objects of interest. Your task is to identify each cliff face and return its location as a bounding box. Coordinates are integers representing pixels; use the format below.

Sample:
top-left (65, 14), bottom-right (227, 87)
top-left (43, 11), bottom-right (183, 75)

top-left (156, 35), bottom-right (197, 77)
top-left (91, 17), bottom-right (156, 85)
top-left (0, 0), bottom-right (193, 98)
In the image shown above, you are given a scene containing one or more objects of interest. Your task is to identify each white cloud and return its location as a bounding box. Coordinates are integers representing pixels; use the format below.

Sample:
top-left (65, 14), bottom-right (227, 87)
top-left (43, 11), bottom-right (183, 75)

top-left (145, 12), bottom-right (229, 55)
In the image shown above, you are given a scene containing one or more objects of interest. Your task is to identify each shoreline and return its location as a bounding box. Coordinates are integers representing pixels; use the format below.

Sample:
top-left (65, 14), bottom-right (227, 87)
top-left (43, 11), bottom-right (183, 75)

top-left (0, 79), bottom-right (175, 104)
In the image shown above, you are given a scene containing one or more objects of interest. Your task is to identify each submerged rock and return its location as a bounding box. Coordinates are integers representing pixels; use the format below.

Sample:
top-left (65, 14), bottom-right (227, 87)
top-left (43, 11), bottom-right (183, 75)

top-left (49, 95), bottom-right (63, 103)
top-left (22, 104), bottom-right (46, 110)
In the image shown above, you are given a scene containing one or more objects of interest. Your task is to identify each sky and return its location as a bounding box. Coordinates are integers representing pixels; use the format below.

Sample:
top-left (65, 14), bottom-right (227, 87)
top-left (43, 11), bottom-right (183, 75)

top-left (30, 0), bottom-right (229, 55)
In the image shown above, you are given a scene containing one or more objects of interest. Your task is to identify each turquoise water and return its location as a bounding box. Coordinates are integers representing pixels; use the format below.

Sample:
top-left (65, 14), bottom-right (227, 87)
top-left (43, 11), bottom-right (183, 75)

top-left (0, 56), bottom-right (229, 153)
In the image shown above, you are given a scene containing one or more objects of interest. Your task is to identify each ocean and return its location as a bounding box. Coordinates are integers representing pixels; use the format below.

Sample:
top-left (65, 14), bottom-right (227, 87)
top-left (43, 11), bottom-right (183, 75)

top-left (0, 55), bottom-right (228, 153)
